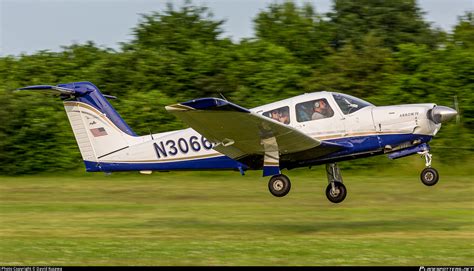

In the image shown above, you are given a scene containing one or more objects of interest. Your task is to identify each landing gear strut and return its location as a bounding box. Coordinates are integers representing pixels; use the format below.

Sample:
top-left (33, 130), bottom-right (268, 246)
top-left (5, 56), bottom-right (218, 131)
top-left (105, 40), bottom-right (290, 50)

top-left (325, 163), bottom-right (347, 203)
top-left (418, 150), bottom-right (439, 186)
top-left (268, 174), bottom-right (291, 197)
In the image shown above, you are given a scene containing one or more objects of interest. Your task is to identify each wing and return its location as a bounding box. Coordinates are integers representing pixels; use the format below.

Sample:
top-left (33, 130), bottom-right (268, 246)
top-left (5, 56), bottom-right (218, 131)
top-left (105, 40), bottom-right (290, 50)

top-left (166, 98), bottom-right (323, 160)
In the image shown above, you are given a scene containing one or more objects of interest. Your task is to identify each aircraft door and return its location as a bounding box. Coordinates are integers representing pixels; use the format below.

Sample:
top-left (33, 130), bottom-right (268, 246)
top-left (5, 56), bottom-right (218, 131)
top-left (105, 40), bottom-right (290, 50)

top-left (329, 93), bottom-right (381, 149)
top-left (340, 106), bottom-right (381, 148)
top-left (342, 107), bottom-right (377, 137)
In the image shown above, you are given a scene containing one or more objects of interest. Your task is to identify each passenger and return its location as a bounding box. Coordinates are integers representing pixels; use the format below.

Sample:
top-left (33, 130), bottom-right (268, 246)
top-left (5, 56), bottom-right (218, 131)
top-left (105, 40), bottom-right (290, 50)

top-left (271, 110), bottom-right (281, 121)
top-left (297, 104), bottom-right (311, 122)
top-left (279, 111), bottom-right (290, 124)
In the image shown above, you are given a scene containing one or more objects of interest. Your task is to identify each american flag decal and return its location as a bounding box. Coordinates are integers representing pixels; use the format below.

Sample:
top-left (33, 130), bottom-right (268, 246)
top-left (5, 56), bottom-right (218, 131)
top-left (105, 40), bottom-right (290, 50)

top-left (90, 127), bottom-right (108, 137)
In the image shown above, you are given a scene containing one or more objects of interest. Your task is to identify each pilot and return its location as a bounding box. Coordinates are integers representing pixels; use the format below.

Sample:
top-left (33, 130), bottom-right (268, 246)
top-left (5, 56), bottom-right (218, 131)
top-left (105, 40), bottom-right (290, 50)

top-left (311, 99), bottom-right (330, 120)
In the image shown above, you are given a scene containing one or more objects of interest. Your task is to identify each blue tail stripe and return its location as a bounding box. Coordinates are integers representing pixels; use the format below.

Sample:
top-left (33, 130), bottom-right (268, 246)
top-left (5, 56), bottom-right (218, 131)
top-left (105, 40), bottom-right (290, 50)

top-left (59, 81), bottom-right (137, 136)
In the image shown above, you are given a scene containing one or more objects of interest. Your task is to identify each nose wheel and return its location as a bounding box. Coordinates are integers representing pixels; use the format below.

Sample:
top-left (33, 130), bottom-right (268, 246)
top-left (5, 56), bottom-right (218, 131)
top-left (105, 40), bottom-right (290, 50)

top-left (268, 174), bottom-right (291, 197)
top-left (418, 150), bottom-right (439, 186)
top-left (420, 167), bottom-right (439, 186)
top-left (325, 182), bottom-right (347, 203)
top-left (325, 163), bottom-right (347, 203)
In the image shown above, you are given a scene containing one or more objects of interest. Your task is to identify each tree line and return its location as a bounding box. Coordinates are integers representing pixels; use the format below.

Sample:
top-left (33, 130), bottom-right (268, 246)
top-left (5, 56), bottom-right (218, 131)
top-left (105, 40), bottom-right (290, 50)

top-left (0, 0), bottom-right (472, 174)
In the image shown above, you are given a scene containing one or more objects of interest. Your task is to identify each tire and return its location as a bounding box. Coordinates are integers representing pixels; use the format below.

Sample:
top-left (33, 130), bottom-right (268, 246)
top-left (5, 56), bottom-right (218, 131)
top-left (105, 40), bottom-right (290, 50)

top-left (268, 174), bottom-right (291, 197)
top-left (420, 168), bottom-right (439, 186)
top-left (325, 182), bottom-right (347, 203)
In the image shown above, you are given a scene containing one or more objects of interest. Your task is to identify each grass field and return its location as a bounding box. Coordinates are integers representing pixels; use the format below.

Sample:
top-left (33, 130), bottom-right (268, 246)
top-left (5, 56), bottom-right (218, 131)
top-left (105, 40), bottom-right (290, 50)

top-left (1, 161), bottom-right (473, 266)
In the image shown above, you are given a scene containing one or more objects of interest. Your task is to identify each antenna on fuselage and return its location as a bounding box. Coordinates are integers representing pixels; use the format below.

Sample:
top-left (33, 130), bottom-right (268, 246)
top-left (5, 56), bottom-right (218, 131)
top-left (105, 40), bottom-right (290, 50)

top-left (218, 92), bottom-right (228, 101)
top-left (149, 128), bottom-right (154, 140)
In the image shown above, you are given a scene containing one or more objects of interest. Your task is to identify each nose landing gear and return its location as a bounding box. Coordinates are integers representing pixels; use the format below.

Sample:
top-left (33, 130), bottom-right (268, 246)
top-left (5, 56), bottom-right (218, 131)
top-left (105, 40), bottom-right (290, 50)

top-left (325, 163), bottom-right (347, 203)
top-left (418, 150), bottom-right (439, 186)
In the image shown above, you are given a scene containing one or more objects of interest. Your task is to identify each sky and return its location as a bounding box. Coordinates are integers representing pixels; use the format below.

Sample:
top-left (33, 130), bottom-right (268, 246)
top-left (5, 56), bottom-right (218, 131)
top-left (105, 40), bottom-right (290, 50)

top-left (0, 0), bottom-right (473, 56)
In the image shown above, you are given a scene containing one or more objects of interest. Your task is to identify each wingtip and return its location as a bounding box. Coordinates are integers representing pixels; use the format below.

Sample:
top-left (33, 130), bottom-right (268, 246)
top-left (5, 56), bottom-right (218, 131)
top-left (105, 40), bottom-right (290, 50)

top-left (165, 104), bottom-right (195, 112)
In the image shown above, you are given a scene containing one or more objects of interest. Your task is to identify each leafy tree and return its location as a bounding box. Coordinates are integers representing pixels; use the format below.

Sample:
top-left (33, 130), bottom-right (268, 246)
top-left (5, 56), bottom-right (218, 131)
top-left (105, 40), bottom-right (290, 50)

top-left (254, 1), bottom-right (333, 65)
top-left (452, 12), bottom-right (474, 48)
top-left (129, 2), bottom-right (225, 52)
top-left (0, 90), bottom-right (81, 174)
top-left (117, 90), bottom-right (185, 135)
top-left (225, 40), bottom-right (311, 108)
top-left (303, 33), bottom-right (397, 102)
top-left (328, 0), bottom-right (442, 50)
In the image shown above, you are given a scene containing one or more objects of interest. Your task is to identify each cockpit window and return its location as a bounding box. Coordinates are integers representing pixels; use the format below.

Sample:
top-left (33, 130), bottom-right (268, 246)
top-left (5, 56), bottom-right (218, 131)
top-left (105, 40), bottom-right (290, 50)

top-left (296, 98), bottom-right (334, 122)
top-left (263, 106), bottom-right (290, 124)
top-left (332, 93), bottom-right (373, 115)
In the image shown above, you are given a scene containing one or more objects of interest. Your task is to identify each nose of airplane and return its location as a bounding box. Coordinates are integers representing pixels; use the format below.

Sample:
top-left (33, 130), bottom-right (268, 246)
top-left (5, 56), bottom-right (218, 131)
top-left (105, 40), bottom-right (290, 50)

top-left (429, 106), bottom-right (458, 124)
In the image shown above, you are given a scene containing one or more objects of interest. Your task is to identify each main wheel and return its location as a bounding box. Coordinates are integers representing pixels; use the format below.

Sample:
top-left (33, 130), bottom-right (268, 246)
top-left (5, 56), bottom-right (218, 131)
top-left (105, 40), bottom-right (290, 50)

top-left (325, 182), bottom-right (347, 203)
top-left (420, 167), bottom-right (439, 186)
top-left (268, 174), bottom-right (291, 197)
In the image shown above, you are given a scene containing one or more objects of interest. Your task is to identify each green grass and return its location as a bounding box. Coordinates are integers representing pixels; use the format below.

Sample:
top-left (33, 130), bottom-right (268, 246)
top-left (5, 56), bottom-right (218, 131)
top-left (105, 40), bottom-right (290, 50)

top-left (1, 164), bottom-right (473, 265)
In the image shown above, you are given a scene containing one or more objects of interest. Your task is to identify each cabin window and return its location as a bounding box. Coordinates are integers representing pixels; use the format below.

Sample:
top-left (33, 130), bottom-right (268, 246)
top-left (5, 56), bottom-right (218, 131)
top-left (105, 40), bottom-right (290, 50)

top-left (263, 106), bottom-right (290, 124)
top-left (332, 93), bottom-right (373, 114)
top-left (296, 98), bottom-right (334, 122)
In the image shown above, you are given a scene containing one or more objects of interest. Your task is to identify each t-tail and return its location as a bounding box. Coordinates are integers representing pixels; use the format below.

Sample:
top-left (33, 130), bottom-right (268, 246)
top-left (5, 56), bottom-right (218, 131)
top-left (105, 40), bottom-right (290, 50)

top-left (17, 82), bottom-right (138, 171)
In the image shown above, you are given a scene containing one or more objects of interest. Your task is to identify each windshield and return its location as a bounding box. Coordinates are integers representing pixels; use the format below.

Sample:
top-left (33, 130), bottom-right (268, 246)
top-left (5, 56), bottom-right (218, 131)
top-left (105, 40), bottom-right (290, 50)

top-left (332, 93), bottom-right (373, 115)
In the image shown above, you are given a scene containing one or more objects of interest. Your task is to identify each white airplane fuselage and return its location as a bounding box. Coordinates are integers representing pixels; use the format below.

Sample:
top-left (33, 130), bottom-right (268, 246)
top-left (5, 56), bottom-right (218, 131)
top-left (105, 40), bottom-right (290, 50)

top-left (69, 91), bottom-right (447, 173)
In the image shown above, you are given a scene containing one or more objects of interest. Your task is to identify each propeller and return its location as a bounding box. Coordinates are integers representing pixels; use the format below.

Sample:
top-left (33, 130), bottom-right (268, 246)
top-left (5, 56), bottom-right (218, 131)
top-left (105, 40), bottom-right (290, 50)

top-left (453, 95), bottom-right (460, 125)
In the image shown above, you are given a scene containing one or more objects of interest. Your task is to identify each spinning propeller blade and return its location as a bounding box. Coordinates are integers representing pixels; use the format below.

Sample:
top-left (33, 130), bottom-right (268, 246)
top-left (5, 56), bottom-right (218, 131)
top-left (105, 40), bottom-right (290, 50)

top-left (453, 95), bottom-right (460, 125)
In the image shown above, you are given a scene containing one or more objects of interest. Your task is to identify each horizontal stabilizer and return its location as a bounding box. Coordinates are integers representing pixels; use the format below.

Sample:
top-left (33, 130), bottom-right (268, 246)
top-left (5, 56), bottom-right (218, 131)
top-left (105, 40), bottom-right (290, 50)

top-left (16, 85), bottom-right (117, 99)
top-left (17, 85), bottom-right (81, 95)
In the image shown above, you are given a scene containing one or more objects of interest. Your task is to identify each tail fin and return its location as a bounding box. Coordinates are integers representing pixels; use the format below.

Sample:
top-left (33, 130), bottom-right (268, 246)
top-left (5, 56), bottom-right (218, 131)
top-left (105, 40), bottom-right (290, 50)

top-left (18, 82), bottom-right (137, 170)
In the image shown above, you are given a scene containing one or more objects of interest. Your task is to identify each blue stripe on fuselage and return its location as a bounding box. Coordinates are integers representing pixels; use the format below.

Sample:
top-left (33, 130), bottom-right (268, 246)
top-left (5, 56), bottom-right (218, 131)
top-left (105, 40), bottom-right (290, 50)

top-left (323, 133), bottom-right (432, 158)
top-left (84, 133), bottom-right (433, 172)
top-left (84, 156), bottom-right (247, 172)
top-left (284, 133), bottom-right (433, 168)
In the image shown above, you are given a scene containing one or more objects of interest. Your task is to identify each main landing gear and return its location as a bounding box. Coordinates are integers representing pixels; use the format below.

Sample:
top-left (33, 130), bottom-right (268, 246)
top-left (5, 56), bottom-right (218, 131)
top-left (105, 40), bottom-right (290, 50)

top-left (268, 174), bottom-right (291, 197)
top-left (418, 150), bottom-right (439, 186)
top-left (265, 150), bottom-right (439, 202)
top-left (267, 163), bottom-right (347, 203)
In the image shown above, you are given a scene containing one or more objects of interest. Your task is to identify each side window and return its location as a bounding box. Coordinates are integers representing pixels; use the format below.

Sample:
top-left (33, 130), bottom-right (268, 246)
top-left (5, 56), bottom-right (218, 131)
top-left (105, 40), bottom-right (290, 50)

top-left (263, 106), bottom-right (290, 125)
top-left (296, 98), bottom-right (334, 122)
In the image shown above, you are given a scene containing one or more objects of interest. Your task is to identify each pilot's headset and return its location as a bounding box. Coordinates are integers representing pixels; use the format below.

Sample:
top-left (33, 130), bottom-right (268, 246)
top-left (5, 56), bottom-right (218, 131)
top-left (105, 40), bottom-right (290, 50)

top-left (314, 101), bottom-right (321, 108)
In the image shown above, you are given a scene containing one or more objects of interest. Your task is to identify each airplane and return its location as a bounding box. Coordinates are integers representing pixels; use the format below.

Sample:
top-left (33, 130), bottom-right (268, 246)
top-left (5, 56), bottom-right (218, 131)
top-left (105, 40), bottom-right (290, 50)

top-left (17, 81), bottom-right (458, 203)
